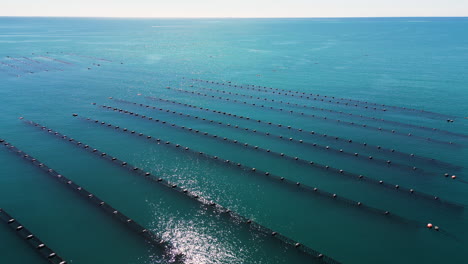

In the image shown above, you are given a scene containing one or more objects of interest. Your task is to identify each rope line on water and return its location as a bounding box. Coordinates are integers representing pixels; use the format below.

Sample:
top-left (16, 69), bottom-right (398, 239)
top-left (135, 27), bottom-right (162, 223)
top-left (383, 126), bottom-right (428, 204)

top-left (77, 114), bottom-right (449, 230)
top-left (0, 138), bottom-right (181, 263)
top-left (96, 104), bottom-right (465, 210)
top-left (22, 57), bottom-right (63, 71)
top-left (36, 55), bottom-right (73, 65)
top-left (23, 121), bottom-right (341, 264)
top-left (60, 52), bottom-right (113, 62)
top-left (7, 57), bottom-right (59, 73)
top-left (192, 85), bottom-right (468, 140)
top-left (0, 61), bottom-right (31, 73)
top-left (0, 208), bottom-right (67, 264)
top-left (112, 98), bottom-right (455, 178)
top-left (143, 96), bottom-right (462, 172)
top-left (8, 57), bottom-right (36, 67)
top-left (189, 78), bottom-right (457, 120)
top-left (164, 87), bottom-right (461, 147)
top-left (22, 57), bottom-right (42, 64)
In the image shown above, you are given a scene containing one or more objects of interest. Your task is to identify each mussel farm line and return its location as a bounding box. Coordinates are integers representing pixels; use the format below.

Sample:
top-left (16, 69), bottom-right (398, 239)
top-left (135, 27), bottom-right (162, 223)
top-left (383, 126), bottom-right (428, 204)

top-left (77, 114), bottom-right (429, 229)
top-left (111, 98), bottom-right (451, 178)
top-left (164, 87), bottom-right (460, 146)
top-left (0, 139), bottom-right (180, 262)
top-left (96, 104), bottom-right (464, 210)
top-left (23, 121), bottom-right (340, 264)
top-left (0, 208), bottom-right (67, 264)
top-left (189, 78), bottom-right (456, 120)
top-left (37, 55), bottom-right (73, 66)
top-left (60, 52), bottom-right (113, 62)
top-left (141, 96), bottom-right (462, 173)
top-left (191, 85), bottom-right (468, 140)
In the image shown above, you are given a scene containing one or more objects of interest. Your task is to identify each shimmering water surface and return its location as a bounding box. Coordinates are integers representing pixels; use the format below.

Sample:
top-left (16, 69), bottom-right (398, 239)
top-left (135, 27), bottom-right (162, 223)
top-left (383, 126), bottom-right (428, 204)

top-left (0, 17), bottom-right (467, 264)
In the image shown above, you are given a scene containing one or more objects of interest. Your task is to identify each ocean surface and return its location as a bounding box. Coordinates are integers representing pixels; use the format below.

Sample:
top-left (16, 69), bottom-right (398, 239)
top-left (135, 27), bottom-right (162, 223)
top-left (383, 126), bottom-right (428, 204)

top-left (0, 17), bottom-right (467, 264)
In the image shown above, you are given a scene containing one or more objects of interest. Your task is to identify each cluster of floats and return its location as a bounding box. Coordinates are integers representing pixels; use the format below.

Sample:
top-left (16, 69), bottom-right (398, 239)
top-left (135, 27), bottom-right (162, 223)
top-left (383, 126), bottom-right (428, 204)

top-left (2, 77), bottom-right (466, 263)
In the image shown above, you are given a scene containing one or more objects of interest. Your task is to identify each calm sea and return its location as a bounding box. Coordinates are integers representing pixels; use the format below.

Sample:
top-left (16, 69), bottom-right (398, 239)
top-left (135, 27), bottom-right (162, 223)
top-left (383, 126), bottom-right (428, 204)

top-left (0, 17), bottom-right (467, 264)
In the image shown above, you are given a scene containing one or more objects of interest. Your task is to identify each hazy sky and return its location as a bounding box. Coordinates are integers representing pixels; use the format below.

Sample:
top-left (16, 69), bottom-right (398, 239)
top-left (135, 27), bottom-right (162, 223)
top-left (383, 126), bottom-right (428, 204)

top-left (1, 0), bottom-right (467, 17)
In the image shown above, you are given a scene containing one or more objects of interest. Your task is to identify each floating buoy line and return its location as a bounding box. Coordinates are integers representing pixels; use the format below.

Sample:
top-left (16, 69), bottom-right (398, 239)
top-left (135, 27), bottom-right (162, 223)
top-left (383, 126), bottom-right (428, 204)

top-left (77, 114), bottom-right (432, 228)
top-left (0, 139), bottom-right (181, 263)
top-left (95, 104), bottom-right (464, 210)
top-left (22, 120), bottom-right (340, 264)
top-left (189, 78), bottom-right (457, 120)
top-left (0, 208), bottom-right (67, 264)
top-left (143, 96), bottom-right (462, 173)
top-left (163, 87), bottom-right (461, 147)
top-left (111, 98), bottom-right (453, 178)
top-left (191, 85), bottom-right (468, 140)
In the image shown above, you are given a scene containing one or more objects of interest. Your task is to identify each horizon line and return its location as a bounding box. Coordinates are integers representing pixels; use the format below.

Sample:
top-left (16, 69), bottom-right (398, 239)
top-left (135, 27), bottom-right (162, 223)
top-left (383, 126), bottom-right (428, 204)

top-left (1, 15), bottom-right (468, 19)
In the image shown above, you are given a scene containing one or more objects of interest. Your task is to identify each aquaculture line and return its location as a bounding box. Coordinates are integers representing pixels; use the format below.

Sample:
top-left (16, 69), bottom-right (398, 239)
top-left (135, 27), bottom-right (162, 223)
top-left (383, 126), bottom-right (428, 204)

top-left (112, 98), bottom-right (451, 178)
top-left (25, 120), bottom-right (341, 264)
top-left (0, 138), bottom-right (181, 263)
top-left (142, 96), bottom-right (461, 173)
top-left (0, 208), bottom-right (67, 264)
top-left (164, 87), bottom-right (459, 146)
top-left (189, 78), bottom-right (456, 120)
top-left (96, 104), bottom-right (464, 210)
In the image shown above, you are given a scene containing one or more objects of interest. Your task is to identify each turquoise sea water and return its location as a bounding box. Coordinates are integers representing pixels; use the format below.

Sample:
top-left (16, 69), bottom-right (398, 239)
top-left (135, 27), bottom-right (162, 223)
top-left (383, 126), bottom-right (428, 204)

top-left (0, 17), bottom-right (467, 264)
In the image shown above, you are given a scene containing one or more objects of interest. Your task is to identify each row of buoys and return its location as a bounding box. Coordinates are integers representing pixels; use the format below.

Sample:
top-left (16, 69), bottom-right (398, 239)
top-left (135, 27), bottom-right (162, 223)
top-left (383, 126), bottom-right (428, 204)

top-left (0, 138), bottom-right (177, 260)
top-left (164, 87), bottom-right (460, 147)
top-left (0, 208), bottom-right (68, 264)
top-left (192, 86), bottom-right (468, 140)
top-left (79, 115), bottom-right (426, 228)
top-left (143, 96), bottom-right (462, 172)
top-left (97, 105), bottom-right (464, 210)
top-left (189, 78), bottom-right (456, 120)
top-left (25, 121), bottom-right (339, 263)
top-left (189, 78), bottom-right (388, 112)
top-left (113, 98), bottom-right (451, 177)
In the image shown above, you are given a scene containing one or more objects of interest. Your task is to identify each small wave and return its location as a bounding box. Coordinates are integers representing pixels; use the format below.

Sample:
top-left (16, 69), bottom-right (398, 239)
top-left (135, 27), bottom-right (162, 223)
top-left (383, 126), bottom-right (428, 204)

top-left (151, 25), bottom-right (186, 28)
top-left (247, 49), bottom-right (270, 53)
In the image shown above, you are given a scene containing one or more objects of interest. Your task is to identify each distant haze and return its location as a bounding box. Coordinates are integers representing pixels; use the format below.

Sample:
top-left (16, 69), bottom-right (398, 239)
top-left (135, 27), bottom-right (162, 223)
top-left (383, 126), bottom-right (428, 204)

top-left (1, 0), bottom-right (467, 17)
